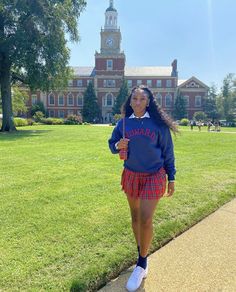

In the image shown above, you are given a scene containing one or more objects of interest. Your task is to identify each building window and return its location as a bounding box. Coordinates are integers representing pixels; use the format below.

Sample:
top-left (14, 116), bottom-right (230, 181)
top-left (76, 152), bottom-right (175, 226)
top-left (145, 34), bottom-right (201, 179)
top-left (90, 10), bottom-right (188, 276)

top-left (195, 96), bottom-right (202, 107)
top-left (68, 80), bottom-right (73, 86)
top-left (156, 93), bottom-right (162, 106)
top-left (147, 80), bottom-right (152, 87)
top-left (183, 95), bottom-right (189, 107)
top-left (103, 93), bottom-right (114, 107)
top-left (137, 80), bottom-right (142, 86)
top-left (166, 80), bottom-right (172, 88)
top-left (127, 80), bottom-right (132, 88)
top-left (49, 110), bottom-right (55, 117)
top-left (48, 93), bottom-right (55, 105)
top-left (165, 94), bottom-right (172, 107)
top-left (58, 110), bottom-right (65, 119)
top-left (31, 94), bottom-right (37, 105)
top-left (67, 93), bottom-right (74, 106)
top-left (107, 59), bottom-right (113, 71)
top-left (58, 94), bottom-right (64, 106)
top-left (77, 80), bottom-right (83, 87)
top-left (104, 80), bottom-right (115, 87)
top-left (156, 80), bottom-right (162, 88)
top-left (68, 109), bottom-right (74, 116)
top-left (87, 80), bottom-right (91, 86)
top-left (77, 95), bottom-right (83, 106)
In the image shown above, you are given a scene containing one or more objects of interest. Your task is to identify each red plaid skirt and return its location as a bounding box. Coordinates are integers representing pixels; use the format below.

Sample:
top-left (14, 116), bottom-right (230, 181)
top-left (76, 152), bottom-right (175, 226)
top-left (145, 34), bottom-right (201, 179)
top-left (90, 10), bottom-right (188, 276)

top-left (121, 167), bottom-right (166, 200)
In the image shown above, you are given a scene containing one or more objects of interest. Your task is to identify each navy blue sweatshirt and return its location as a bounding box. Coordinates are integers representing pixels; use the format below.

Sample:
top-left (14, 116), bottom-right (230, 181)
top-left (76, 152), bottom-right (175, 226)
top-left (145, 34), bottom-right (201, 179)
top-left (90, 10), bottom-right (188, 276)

top-left (108, 117), bottom-right (176, 181)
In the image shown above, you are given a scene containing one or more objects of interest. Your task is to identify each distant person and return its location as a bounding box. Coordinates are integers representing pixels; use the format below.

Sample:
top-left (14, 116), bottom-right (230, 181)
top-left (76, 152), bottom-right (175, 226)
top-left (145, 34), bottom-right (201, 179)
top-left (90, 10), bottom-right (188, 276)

top-left (207, 121), bottom-right (213, 132)
top-left (108, 85), bottom-right (178, 292)
top-left (197, 121), bottom-right (202, 131)
top-left (190, 120), bottom-right (194, 130)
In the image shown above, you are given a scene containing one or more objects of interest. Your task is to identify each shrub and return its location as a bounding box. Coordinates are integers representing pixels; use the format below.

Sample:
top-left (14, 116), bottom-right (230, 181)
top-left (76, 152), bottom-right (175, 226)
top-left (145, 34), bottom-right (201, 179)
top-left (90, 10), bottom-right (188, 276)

top-left (33, 111), bottom-right (44, 122)
top-left (27, 119), bottom-right (35, 126)
top-left (14, 117), bottom-right (28, 127)
top-left (41, 118), bottom-right (64, 125)
top-left (180, 118), bottom-right (190, 126)
top-left (31, 101), bottom-right (46, 116)
top-left (113, 114), bottom-right (122, 122)
top-left (64, 114), bottom-right (83, 125)
top-left (193, 111), bottom-right (207, 121)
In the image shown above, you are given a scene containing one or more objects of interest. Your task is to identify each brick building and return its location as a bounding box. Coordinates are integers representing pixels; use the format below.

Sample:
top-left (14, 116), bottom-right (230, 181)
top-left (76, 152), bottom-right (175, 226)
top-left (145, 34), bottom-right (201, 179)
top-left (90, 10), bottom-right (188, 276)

top-left (30, 0), bottom-right (209, 122)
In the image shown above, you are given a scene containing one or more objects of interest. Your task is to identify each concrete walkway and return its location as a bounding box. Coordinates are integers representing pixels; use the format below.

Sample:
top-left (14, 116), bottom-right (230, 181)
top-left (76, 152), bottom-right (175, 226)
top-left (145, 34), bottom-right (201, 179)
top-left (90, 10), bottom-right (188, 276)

top-left (99, 198), bottom-right (236, 292)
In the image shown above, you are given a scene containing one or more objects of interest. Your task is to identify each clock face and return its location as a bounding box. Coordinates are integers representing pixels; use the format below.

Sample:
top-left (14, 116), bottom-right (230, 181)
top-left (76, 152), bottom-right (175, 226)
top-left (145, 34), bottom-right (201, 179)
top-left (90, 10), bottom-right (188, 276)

top-left (106, 37), bottom-right (114, 47)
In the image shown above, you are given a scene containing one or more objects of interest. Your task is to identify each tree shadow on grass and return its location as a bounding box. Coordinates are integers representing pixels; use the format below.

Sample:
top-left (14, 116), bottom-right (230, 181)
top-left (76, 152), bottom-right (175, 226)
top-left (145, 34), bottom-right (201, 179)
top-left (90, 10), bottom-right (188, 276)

top-left (0, 129), bottom-right (52, 141)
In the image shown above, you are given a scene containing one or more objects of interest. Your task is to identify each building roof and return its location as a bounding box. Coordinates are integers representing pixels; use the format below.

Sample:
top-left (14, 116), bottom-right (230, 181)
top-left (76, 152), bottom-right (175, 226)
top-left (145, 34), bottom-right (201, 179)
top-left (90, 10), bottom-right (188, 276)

top-left (72, 66), bottom-right (95, 77)
top-left (125, 66), bottom-right (172, 77)
top-left (106, 6), bottom-right (117, 12)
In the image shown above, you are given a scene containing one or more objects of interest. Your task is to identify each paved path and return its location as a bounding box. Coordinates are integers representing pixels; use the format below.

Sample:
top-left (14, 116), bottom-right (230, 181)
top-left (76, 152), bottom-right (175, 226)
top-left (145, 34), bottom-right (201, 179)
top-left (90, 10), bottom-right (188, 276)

top-left (99, 198), bottom-right (236, 292)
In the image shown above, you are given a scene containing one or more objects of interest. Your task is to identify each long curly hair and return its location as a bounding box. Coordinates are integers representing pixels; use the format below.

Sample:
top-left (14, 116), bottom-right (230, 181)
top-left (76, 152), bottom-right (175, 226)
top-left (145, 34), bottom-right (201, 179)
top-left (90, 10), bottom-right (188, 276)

top-left (121, 85), bottom-right (179, 134)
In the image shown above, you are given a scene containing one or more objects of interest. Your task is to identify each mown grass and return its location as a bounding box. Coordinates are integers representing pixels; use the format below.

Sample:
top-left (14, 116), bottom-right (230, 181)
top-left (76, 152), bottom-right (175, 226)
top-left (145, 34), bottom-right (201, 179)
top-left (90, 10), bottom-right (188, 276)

top-left (0, 125), bottom-right (235, 291)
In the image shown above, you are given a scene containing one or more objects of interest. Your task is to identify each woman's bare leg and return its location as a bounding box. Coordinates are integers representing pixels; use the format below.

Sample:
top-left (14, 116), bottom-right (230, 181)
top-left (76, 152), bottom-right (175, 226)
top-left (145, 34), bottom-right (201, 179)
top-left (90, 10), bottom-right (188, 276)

top-left (126, 195), bottom-right (140, 246)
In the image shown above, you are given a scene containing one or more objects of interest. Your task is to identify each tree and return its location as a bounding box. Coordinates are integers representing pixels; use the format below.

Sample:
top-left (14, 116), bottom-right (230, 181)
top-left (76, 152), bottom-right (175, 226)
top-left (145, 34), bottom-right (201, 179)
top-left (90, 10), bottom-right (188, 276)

top-left (31, 101), bottom-right (46, 117)
top-left (173, 93), bottom-right (187, 120)
top-left (193, 111), bottom-right (207, 121)
top-left (82, 82), bottom-right (100, 123)
top-left (218, 73), bottom-right (236, 122)
top-left (0, 0), bottom-right (86, 131)
top-left (203, 84), bottom-right (220, 121)
top-left (112, 79), bottom-right (129, 115)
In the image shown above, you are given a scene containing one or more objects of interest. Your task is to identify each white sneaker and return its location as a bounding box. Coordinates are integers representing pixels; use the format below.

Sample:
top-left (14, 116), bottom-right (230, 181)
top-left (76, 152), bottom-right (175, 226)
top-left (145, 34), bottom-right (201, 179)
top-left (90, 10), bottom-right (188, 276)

top-left (126, 265), bottom-right (148, 292)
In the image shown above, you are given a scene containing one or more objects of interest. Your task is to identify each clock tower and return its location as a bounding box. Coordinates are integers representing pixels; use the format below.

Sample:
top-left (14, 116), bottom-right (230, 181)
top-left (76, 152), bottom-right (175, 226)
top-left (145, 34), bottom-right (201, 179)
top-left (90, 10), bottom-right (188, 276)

top-left (95, 0), bottom-right (125, 122)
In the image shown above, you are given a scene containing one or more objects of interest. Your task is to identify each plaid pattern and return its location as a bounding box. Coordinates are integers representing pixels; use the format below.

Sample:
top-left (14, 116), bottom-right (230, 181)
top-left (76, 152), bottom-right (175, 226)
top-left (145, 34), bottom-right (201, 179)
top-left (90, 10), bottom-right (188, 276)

top-left (121, 167), bottom-right (166, 200)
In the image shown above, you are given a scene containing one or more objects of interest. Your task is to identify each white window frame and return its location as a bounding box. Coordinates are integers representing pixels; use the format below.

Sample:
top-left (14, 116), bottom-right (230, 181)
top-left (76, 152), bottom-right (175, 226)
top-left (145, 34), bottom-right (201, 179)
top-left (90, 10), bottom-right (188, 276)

top-left (77, 80), bottom-right (83, 87)
top-left (127, 80), bottom-right (132, 88)
top-left (103, 93), bottom-right (114, 107)
top-left (156, 93), bottom-right (162, 106)
top-left (48, 93), bottom-right (55, 105)
top-left (31, 94), bottom-right (37, 105)
top-left (58, 110), bottom-right (65, 119)
top-left (58, 94), bottom-right (64, 106)
top-left (147, 80), bottom-right (152, 87)
top-left (49, 110), bottom-right (55, 117)
top-left (156, 80), bottom-right (162, 88)
top-left (104, 80), bottom-right (115, 88)
top-left (165, 94), bottom-right (172, 107)
top-left (195, 96), bottom-right (202, 107)
top-left (107, 59), bottom-right (113, 71)
top-left (166, 80), bottom-right (172, 88)
top-left (77, 95), bottom-right (83, 106)
top-left (68, 80), bottom-right (73, 86)
top-left (137, 80), bottom-right (142, 86)
top-left (67, 93), bottom-right (74, 106)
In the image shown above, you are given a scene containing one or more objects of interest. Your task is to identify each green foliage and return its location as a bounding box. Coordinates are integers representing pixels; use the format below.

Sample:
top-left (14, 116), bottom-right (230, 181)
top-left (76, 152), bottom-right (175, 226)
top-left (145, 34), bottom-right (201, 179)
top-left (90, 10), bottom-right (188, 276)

top-left (41, 118), bottom-right (64, 125)
top-left (13, 117), bottom-right (28, 127)
top-left (64, 114), bottom-right (83, 125)
top-left (173, 94), bottom-right (187, 120)
top-left (180, 118), bottom-right (189, 126)
top-left (193, 111), bottom-right (207, 121)
top-left (82, 82), bottom-right (100, 123)
top-left (203, 84), bottom-right (220, 120)
top-left (113, 114), bottom-right (122, 122)
top-left (33, 111), bottom-right (45, 122)
top-left (12, 86), bottom-right (29, 116)
top-left (0, 0), bottom-right (87, 131)
top-left (112, 79), bottom-right (129, 115)
top-left (31, 101), bottom-right (46, 116)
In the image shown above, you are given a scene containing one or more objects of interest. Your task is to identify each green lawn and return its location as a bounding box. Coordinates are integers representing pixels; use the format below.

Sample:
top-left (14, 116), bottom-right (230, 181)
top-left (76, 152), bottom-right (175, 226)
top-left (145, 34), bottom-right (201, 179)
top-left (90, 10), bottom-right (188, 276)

top-left (0, 125), bottom-right (235, 291)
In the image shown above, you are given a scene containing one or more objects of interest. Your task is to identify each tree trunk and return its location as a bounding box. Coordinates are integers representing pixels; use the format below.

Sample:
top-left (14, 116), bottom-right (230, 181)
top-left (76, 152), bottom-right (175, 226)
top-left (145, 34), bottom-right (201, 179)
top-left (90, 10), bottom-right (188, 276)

top-left (0, 54), bottom-right (16, 132)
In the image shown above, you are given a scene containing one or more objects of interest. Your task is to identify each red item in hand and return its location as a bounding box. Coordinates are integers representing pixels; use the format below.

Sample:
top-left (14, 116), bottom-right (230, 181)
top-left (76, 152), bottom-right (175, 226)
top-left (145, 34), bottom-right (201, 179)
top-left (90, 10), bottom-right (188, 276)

top-left (119, 148), bottom-right (128, 160)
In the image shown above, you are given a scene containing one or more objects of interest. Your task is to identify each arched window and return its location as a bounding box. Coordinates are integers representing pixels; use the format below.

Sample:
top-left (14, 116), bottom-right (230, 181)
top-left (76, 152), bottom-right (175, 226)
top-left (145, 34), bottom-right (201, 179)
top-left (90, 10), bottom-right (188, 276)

top-left (58, 93), bottom-right (64, 106)
top-left (77, 94), bottom-right (83, 106)
top-left (103, 93), bottom-right (114, 107)
top-left (165, 94), bottom-right (172, 107)
top-left (109, 16), bottom-right (112, 25)
top-left (156, 93), bottom-right (162, 106)
top-left (48, 93), bottom-right (55, 105)
top-left (67, 93), bottom-right (74, 106)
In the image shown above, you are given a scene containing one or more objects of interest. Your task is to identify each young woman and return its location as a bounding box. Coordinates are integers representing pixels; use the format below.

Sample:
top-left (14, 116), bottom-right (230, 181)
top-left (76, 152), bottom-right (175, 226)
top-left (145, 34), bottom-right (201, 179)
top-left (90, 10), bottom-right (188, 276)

top-left (108, 85), bottom-right (178, 291)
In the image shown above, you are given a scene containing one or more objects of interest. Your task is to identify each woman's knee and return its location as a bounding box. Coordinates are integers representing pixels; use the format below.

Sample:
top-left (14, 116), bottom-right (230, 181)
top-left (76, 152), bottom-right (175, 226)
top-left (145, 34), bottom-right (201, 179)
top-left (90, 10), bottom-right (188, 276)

top-left (131, 209), bottom-right (139, 224)
top-left (140, 214), bottom-right (153, 227)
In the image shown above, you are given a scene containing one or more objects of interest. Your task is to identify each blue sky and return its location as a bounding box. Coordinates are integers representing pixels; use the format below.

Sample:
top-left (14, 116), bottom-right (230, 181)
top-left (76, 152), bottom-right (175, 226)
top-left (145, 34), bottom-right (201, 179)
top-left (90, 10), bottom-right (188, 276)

top-left (68, 0), bottom-right (236, 90)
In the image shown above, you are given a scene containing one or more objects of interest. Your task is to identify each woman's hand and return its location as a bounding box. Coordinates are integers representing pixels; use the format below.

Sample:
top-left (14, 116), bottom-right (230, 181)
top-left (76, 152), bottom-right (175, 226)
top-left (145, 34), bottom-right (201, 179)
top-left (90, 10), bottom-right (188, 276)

top-left (166, 181), bottom-right (175, 197)
top-left (117, 138), bottom-right (130, 150)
